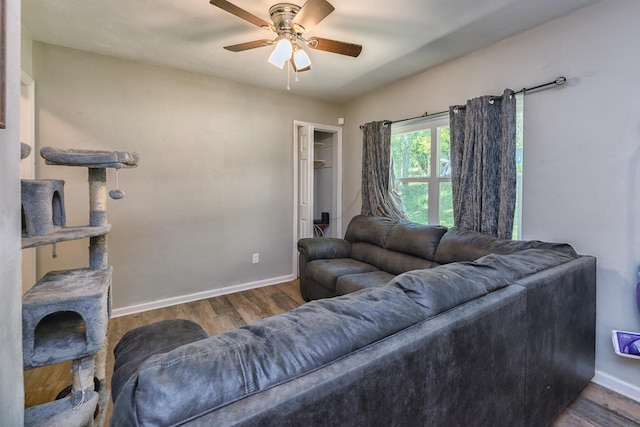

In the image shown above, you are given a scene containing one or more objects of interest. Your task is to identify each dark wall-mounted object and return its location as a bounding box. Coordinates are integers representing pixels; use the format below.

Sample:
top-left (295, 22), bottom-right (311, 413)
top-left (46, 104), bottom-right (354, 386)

top-left (321, 212), bottom-right (330, 225)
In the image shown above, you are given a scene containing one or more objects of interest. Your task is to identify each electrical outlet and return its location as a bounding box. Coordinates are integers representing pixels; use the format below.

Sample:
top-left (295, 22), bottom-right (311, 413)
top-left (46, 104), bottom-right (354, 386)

top-left (252, 253), bottom-right (259, 264)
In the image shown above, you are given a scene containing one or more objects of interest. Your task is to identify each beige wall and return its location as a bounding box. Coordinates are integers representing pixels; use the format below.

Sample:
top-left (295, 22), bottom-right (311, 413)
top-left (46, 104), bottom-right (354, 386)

top-left (31, 42), bottom-right (340, 309)
top-left (0, 0), bottom-right (25, 424)
top-left (343, 0), bottom-right (640, 397)
top-left (21, 27), bottom-right (33, 76)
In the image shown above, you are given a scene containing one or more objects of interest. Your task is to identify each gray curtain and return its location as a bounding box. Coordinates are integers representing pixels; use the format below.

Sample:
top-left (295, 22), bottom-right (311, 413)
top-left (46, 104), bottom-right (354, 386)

top-left (361, 121), bottom-right (407, 219)
top-left (449, 89), bottom-right (516, 239)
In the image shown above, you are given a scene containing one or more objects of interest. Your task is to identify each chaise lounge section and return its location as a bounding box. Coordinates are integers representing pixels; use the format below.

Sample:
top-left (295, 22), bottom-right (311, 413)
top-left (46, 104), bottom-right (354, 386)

top-left (110, 215), bottom-right (596, 427)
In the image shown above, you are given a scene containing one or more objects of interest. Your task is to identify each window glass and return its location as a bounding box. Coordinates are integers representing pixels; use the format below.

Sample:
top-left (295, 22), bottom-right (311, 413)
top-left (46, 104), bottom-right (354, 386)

top-left (439, 181), bottom-right (453, 227)
top-left (391, 113), bottom-right (449, 226)
top-left (391, 129), bottom-right (431, 179)
top-left (396, 182), bottom-right (429, 225)
top-left (513, 93), bottom-right (524, 239)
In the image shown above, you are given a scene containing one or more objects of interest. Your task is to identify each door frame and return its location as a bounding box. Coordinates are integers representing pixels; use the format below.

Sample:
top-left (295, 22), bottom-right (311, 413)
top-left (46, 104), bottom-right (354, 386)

top-left (292, 120), bottom-right (343, 276)
top-left (21, 70), bottom-right (36, 293)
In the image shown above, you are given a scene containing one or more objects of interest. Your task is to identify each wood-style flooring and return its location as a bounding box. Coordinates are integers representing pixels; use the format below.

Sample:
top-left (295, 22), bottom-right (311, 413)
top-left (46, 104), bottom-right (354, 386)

top-left (23, 280), bottom-right (640, 426)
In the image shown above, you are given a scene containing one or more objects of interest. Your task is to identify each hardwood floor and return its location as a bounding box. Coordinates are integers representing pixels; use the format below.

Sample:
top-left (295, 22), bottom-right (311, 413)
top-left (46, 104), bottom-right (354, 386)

top-left (24, 280), bottom-right (640, 426)
top-left (554, 383), bottom-right (640, 426)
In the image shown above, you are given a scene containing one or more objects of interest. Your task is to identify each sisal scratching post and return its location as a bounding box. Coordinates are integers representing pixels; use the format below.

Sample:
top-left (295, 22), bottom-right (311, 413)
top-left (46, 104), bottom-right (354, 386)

top-left (88, 167), bottom-right (108, 425)
top-left (71, 357), bottom-right (96, 407)
top-left (93, 340), bottom-right (110, 427)
top-left (89, 168), bottom-right (108, 270)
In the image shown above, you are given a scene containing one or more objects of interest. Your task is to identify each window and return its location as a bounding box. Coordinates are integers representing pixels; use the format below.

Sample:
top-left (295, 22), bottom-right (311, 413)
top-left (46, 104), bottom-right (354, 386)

top-left (391, 113), bottom-right (453, 227)
top-left (513, 93), bottom-right (524, 239)
top-left (391, 94), bottom-right (523, 236)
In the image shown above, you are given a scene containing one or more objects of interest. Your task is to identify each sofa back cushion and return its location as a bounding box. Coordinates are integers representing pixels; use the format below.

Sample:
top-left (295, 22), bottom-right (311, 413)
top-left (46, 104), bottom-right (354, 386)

top-left (385, 221), bottom-right (447, 261)
top-left (112, 287), bottom-right (427, 427)
top-left (390, 248), bottom-right (577, 317)
top-left (389, 262), bottom-right (508, 317)
top-left (350, 242), bottom-right (384, 266)
top-left (474, 248), bottom-right (576, 284)
top-left (433, 227), bottom-right (578, 264)
top-left (346, 215), bottom-right (447, 267)
top-left (376, 250), bottom-right (435, 275)
top-left (351, 242), bottom-right (435, 275)
top-left (344, 215), bottom-right (398, 247)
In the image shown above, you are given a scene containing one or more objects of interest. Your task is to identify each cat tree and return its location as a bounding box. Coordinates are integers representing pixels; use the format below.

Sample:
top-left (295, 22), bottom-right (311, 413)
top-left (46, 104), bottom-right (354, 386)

top-left (21, 146), bottom-right (139, 426)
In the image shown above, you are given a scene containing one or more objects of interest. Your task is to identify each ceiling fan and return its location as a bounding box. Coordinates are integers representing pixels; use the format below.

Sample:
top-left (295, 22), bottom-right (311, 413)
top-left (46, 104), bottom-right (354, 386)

top-left (209, 0), bottom-right (362, 72)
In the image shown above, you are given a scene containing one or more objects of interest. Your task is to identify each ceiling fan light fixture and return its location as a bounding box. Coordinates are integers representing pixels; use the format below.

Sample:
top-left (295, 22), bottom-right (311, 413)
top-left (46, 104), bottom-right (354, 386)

top-left (293, 47), bottom-right (312, 69)
top-left (268, 38), bottom-right (293, 69)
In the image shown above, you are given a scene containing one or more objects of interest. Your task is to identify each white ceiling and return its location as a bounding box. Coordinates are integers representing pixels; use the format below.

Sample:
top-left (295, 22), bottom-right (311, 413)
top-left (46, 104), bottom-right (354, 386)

top-left (21, 0), bottom-right (600, 103)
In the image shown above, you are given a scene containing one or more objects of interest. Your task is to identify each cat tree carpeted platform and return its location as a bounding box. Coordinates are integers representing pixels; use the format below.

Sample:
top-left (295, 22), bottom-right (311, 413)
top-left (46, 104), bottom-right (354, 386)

top-left (22, 267), bottom-right (112, 369)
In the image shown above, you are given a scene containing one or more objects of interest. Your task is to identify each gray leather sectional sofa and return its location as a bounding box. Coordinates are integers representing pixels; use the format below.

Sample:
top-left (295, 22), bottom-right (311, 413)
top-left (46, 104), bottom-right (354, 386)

top-left (110, 215), bottom-right (596, 427)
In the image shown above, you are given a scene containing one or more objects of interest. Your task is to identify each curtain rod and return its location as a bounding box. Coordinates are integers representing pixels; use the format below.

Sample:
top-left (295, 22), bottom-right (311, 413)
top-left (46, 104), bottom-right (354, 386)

top-left (359, 76), bottom-right (567, 129)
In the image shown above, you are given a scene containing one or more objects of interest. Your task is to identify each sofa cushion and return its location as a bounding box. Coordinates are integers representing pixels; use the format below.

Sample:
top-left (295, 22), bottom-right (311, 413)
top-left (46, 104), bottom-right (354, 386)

top-left (391, 248), bottom-right (579, 317)
top-left (111, 319), bottom-right (209, 404)
top-left (112, 287), bottom-right (427, 427)
top-left (433, 227), bottom-right (578, 264)
top-left (376, 249), bottom-right (435, 275)
top-left (306, 258), bottom-right (379, 293)
top-left (350, 242), bottom-right (385, 266)
top-left (335, 271), bottom-right (396, 296)
top-left (350, 242), bottom-right (435, 275)
top-left (475, 249), bottom-right (576, 284)
top-left (384, 221), bottom-right (447, 260)
top-left (389, 263), bottom-right (511, 317)
top-left (344, 215), bottom-right (398, 247)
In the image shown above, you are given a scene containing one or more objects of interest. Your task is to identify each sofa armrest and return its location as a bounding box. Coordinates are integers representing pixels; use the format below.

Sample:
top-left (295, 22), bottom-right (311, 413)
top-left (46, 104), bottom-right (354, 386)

top-left (111, 319), bottom-right (209, 405)
top-left (297, 237), bottom-right (351, 261)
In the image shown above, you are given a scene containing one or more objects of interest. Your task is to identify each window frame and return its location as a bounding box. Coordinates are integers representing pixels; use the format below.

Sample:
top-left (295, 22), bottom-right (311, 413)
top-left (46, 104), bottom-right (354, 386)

top-left (391, 112), bottom-right (450, 225)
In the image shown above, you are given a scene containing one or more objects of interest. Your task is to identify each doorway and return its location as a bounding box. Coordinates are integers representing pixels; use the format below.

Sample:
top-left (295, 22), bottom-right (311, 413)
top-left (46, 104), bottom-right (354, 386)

top-left (293, 121), bottom-right (342, 275)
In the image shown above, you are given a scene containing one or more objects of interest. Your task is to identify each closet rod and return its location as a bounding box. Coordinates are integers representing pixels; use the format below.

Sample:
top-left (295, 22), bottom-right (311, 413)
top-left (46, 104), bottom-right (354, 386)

top-left (359, 76), bottom-right (567, 129)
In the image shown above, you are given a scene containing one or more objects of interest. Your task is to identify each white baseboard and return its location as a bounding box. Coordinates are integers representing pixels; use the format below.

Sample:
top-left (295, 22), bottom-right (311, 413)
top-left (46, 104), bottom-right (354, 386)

top-left (111, 274), bottom-right (296, 318)
top-left (593, 369), bottom-right (640, 403)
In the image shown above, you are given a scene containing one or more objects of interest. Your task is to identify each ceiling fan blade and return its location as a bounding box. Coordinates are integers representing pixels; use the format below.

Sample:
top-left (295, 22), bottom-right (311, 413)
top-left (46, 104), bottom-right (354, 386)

top-left (291, 0), bottom-right (335, 34)
top-left (210, 0), bottom-right (275, 31)
top-left (307, 37), bottom-right (362, 57)
top-left (223, 39), bottom-right (273, 52)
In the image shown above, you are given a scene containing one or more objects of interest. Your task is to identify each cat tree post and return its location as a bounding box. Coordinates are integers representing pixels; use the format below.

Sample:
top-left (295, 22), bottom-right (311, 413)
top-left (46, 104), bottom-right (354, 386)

top-left (89, 168), bottom-right (108, 270)
top-left (87, 167), bottom-right (109, 425)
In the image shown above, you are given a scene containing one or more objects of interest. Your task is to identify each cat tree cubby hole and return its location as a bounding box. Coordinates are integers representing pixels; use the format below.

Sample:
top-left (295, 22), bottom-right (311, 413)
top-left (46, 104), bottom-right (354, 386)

top-left (20, 179), bottom-right (66, 237)
top-left (22, 267), bottom-right (112, 370)
top-left (31, 311), bottom-right (86, 366)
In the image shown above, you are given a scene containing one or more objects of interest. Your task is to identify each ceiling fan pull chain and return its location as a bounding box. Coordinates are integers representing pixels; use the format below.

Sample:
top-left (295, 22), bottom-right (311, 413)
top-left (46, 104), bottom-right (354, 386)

top-left (287, 62), bottom-right (291, 91)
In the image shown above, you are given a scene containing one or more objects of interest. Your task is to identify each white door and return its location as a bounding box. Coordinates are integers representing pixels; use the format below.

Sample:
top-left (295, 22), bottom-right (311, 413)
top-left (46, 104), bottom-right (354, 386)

top-left (297, 125), bottom-right (313, 240)
top-left (293, 121), bottom-right (343, 276)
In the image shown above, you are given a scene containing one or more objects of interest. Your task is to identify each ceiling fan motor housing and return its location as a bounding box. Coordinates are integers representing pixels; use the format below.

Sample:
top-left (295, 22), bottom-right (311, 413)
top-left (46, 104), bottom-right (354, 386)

top-left (269, 3), bottom-right (303, 34)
